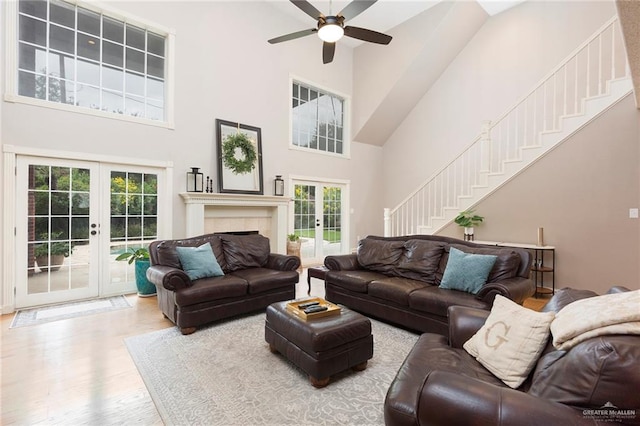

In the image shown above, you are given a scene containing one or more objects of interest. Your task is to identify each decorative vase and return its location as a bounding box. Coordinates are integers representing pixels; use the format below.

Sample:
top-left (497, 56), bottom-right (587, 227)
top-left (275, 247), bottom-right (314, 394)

top-left (464, 227), bottom-right (474, 241)
top-left (36, 254), bottom-right (65, 272)
top-left (287, 240), bottom-right (301, 258)
top-left (135, 259), bottom-right (156, 297)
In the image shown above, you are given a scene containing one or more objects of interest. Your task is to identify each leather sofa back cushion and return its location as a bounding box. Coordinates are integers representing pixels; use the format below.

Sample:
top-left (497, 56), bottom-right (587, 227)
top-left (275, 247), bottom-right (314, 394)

top-left (155, 235), bottom-right (227, 271)
top-left (219, 234), bottom-right (270, 272)
top-left (396, 239), bottom-right (445, 285)
top-left (528, 335), bottom-right (640, 409)
top-left (436, 244), bottom-right (520, 284)
top-left (357, 238), bottom-right (405, 275)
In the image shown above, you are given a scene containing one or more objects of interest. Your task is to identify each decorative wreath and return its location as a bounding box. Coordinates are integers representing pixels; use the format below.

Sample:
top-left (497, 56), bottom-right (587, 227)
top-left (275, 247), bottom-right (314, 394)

top-left (222, 133), bottom-right (257, 175)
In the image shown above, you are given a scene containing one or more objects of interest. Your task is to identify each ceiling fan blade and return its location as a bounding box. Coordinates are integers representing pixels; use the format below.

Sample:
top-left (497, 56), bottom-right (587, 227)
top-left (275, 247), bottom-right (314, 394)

top-left (268, 28), bottom-right (317, 44)
top-left (344, 26), bottom-right (392, 45)
top-left (323, 42), bottom-right (336, 64)
top-left (337, 0), bottom-right (377, 20)
top-left (290, 0), bottom-right (324, 20)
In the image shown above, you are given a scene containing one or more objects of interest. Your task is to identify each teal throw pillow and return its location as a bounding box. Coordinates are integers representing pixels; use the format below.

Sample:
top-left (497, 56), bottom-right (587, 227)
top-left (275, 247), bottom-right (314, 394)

top-left (176, 243), bottom-right (224, 281)
top-left (440, 247), bottom-right (497, 294)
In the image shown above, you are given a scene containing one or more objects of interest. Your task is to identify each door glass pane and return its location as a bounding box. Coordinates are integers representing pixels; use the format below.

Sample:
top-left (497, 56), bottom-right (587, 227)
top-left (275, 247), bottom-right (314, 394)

top-left (109, 171), bottom-right (158, 286)
top-left (294, 184), bottom-right (316, 259)
top-left (27, 164), bottom-right (91, 296)
top-left (323, 186), bottom-right (342, 256)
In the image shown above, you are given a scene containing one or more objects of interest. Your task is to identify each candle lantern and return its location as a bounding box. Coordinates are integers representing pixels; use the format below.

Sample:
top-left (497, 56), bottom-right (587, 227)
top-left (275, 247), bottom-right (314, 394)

top-left (274, 175), bottom-right (284, 196)
top-left (187, 167), bottom-right (204, 192)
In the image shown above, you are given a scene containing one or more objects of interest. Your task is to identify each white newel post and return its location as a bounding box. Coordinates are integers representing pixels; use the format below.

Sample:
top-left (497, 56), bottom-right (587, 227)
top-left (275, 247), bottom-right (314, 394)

top-left (384, 208), bottom-right (391, 237)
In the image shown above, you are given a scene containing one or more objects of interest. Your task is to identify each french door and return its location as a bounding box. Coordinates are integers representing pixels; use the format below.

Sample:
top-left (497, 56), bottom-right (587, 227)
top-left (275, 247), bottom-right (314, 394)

top-left (14, 156), bottom-right (163, 308)
top-left (292, 179), bottom-right (348, 265)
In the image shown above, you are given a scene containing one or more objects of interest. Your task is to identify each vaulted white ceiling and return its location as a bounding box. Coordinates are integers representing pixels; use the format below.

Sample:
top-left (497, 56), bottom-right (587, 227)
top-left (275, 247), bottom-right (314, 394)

top-left (265, 0), bottom-right (525, 47)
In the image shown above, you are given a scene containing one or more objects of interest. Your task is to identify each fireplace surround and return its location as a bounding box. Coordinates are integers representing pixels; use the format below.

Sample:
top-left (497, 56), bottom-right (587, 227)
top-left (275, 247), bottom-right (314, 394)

top-left (180, 192), bottom-right (291, 253)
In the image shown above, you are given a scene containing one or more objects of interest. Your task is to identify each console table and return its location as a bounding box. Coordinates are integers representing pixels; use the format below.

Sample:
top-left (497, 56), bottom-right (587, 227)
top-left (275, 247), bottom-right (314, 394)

top-left (475, 241), bottom-right (555, 297)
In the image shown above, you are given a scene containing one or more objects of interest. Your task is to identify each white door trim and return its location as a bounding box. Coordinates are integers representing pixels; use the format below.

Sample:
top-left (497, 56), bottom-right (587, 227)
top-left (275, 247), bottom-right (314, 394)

top-left (2, 145), bottom-right (173, 313)
top-left (288, 175), bottom-right (350, 266)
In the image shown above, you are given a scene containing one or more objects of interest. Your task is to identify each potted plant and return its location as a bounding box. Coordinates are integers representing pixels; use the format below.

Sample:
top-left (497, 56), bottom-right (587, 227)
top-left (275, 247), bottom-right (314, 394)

top-left (115, 246), bottom-right (156, 297)
top-left (34, 232), bottom-right (71, 272)
top-left (287, 233), bottom-right (301, 257)
top-left (454, 209), bottom-right (484, 241)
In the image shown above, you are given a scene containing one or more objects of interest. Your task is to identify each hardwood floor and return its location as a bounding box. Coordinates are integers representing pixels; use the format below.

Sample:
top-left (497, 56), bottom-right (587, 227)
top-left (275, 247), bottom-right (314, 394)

top-left (1, 295), bottom-right (169, 425)
top-left (1, 273), bottom-right (550, 425)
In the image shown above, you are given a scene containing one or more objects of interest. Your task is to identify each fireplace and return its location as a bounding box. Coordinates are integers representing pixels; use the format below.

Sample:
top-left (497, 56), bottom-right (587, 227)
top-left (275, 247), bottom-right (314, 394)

top-left (180, 193), bottom-right (291, 253)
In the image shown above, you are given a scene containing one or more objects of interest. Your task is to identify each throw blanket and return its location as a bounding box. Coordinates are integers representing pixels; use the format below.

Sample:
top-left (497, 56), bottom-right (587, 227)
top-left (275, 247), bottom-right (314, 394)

top-left (551, 290), bottom-right (640, 350)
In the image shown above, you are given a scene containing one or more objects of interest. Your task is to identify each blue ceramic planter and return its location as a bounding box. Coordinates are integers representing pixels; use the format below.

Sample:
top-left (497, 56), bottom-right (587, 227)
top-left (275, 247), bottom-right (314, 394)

top-left (135, 259), bottom-right (156, 297)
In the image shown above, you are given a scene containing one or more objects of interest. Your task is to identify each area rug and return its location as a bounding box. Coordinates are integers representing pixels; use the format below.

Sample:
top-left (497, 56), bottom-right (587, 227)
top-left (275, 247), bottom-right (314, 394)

top-left (125, 313), bottom-right (419, 426)
top-left (10, 295), bottom-right (132, 328)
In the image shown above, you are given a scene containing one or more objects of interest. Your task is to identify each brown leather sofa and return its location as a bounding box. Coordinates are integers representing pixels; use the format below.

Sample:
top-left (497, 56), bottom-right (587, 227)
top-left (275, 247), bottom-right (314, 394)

top-left (147, 233), bottom-right (300, 334)
top-left (324, 235), bottom-right (534, 335)
top-left (384, 286), bottom-right (640, 426)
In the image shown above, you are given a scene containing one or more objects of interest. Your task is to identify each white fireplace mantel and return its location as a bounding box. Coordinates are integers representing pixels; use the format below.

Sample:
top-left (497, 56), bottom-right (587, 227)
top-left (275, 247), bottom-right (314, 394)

top-left (180, 192), bottom-right (291, 253)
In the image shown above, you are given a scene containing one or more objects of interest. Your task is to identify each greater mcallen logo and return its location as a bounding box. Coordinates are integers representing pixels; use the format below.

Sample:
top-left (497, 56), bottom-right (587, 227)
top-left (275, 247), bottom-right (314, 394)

top-left (583, 402), bottom-right (636, 422)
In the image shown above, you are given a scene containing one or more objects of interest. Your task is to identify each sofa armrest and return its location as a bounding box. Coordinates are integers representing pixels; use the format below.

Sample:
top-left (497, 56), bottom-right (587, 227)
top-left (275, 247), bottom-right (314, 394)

top-left (324, 254), bottom-right (361, 271)
top-left (447, 306), bottom-right (490, 349)
top-left (266, 253), bottom-right (300, 271)
top-left (146, 265), bottom-right (191, 291)
top-left (416, 371), bottom-right (591, 426)
top-left (476, 277), bottom-right (535, 305)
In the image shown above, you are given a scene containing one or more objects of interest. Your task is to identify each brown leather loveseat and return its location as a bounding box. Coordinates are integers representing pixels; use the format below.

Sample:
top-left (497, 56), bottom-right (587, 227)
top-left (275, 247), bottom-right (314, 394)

top-left (147, 233), bottom-right (300, 334)
top-left (324, 235), bottom-right (534, 335)
top-left (384, 286), bottom-right (640, 426)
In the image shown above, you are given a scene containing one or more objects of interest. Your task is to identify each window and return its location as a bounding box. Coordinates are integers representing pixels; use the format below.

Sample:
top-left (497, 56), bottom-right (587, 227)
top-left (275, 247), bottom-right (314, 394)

top-left (12, 0), bottom-right (171, 124)
top-left (291, 80), bottom-right (347, 156)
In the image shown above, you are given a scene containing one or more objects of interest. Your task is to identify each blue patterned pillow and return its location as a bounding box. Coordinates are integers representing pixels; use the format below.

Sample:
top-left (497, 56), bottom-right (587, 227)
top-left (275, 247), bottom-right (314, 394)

top-left (439, 247), bottom-right (497, 294)
top-left (176, 243), bottom-right (224, 281)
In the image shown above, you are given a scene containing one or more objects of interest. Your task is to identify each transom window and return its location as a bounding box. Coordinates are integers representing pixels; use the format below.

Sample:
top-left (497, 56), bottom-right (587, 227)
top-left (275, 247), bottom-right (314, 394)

top-left (291, 80), bottom-right (347, 156)
top-left (15, 0), bottom-right (168, 122)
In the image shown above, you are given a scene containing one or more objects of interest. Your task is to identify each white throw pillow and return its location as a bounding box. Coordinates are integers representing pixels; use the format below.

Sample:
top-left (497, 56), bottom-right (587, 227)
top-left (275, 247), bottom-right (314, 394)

top-left (464, 295), bottom-right (555, 388)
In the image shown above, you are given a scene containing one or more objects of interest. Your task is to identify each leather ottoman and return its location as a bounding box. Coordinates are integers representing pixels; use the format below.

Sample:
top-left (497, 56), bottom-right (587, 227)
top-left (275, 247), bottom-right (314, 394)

top-left (265, 301), bottom-right (374, 387)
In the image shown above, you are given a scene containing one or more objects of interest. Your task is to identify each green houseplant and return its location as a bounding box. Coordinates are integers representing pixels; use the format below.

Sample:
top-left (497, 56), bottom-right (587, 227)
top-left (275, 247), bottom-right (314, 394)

top-left (115, 246), bottom-right (156, 297)
top-left (454, 209), bottom-right (484, 241)
top-left (34, 232), bottom-right (71, 272)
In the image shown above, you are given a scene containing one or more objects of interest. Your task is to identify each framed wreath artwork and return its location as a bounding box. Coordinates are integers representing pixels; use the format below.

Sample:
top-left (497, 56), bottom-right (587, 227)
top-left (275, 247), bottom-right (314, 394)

top-left (216, 119), bottom-right (264, 194)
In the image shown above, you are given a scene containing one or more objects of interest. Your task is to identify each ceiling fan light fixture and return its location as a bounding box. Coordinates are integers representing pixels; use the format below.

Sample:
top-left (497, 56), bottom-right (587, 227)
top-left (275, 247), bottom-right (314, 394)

top-left (318, 23), bottom-right (344, 42)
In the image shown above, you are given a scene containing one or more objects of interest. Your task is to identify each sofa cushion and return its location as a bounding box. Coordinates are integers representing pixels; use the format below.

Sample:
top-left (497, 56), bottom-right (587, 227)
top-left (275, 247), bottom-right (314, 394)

top-left (439, 247), bottom-right (497, 294)
top-left (155, 235), bottom-right (227, 271)
top-left (409, 286), bottom-right (490, 317)
top-left (368, 277), bottom-right (428, 306)
top-left (174, 275), bottom-right (248, 306)
top-left (230, 268), bottom-right (299, 294)
top-left (175, 243), bottom-right (224, 281)
top-left (356, 238), bottom-right (405, 275)
top-left (464, 295), bottom-right (555, 389)
top-left (325, 270), bottom-right (387, 293)
top-left (528, 335), bottom-right (640, 410)
top-left (436, 245), bottom-right (520, 285)
top-left (451, 244), bottom-right (520, 282)
top-left (396, 239), bottom-right (445, 285)
top-left (219, 234), bottom-right (270, 272)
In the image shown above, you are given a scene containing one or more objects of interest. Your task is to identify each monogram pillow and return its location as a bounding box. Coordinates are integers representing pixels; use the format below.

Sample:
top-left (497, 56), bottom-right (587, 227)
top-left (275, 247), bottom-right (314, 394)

top-left (464, 295), bottom-right (555, 388)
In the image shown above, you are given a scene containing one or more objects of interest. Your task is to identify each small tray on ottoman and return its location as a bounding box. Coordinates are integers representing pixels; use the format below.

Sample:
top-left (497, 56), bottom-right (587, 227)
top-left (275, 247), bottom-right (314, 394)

top-left (286, 297), bottom-right (341, 320)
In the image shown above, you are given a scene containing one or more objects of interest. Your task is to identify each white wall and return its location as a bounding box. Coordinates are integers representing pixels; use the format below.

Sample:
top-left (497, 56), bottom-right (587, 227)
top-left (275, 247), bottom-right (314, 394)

top-left (0, 0), bottom-right (384, 241)
top-left (381, 0), bottom-right (618, 208)
top-left (0, 1), bottom-right (386, 310)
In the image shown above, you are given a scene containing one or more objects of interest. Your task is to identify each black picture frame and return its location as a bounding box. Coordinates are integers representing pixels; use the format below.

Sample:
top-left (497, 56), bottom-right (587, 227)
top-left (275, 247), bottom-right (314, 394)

top-left (216, 119), bottom-right (264, 195)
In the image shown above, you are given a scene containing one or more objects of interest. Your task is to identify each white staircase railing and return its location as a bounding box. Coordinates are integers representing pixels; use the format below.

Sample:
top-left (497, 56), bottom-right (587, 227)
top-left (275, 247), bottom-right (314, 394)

top-left (384, 16), bottom-right (631, 237)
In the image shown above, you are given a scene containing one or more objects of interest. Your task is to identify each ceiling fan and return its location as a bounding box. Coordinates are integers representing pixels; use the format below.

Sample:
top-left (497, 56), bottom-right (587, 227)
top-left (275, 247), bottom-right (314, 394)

top-left (268, 0), bottom-right (393, 64)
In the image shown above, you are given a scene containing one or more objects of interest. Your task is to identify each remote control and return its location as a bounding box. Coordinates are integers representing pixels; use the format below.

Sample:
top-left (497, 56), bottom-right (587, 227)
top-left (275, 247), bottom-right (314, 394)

top-left (304, 305), bottom-right (328, 314)
top-left (298, 301), bottom-right (320, 310)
